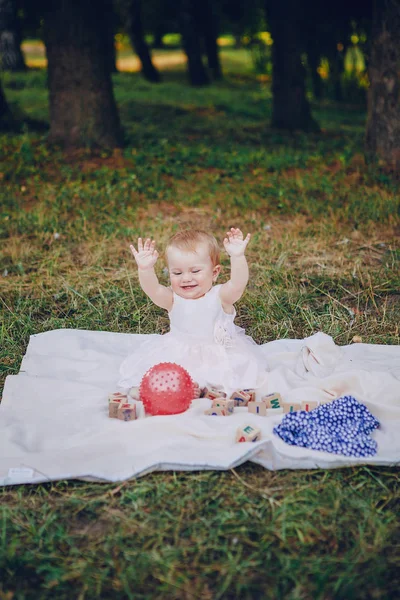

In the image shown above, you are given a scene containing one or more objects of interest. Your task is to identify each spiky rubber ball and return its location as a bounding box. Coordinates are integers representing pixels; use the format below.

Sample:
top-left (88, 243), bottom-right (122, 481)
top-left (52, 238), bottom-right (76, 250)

top-left (139, 362), bottom-right (195, 416)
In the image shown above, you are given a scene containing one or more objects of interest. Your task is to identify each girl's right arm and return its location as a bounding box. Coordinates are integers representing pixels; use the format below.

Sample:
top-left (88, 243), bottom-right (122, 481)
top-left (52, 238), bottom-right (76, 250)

top-left (130, 238), bottom-right (173, 311)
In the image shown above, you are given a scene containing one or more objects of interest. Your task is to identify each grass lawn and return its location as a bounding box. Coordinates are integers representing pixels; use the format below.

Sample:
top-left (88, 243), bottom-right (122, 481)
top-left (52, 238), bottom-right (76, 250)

top-left (0, 49), bottom-right (399, 599)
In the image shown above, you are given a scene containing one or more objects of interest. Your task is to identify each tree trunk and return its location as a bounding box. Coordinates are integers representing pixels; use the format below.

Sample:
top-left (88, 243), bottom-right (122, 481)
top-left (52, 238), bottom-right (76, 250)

top-left (105, 1), bottom-right (118, 74)
top-left (123, 0), bottom-right (160, 83)
top-left (0, 76), bottom-right (17, 130)
top-left (306, 35), bottom-right (323, 100)
top-left (105, 29), bottom-right (118, 74)
top-left (365, 0), bottom-right (400, 172)
top-left (179, 0), bottom-right (209, 86)
top-left (234, 34), bottom-right (242, 49)
top-left (198, 0), bottom-right (222, 80)
top-left (266, 0), bottom-right (319, 131)
top-left (152, 24), bottom-right (165, 49)
top-left (328, 45), bottom-right (346, 103)
top-left (43, 0), bottom-right (122, 148)
top-left (0, 0), bottom-right (26, 71)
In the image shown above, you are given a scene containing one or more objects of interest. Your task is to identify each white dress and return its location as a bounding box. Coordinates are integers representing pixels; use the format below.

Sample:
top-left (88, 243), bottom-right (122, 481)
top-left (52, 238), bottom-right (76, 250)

top-left (118, 284), bottom-right (268, 395)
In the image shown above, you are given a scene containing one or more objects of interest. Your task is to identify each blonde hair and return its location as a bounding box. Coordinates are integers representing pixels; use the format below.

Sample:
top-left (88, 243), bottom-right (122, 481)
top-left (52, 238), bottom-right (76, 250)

top-left (166, 229), bottom-right (220, 266)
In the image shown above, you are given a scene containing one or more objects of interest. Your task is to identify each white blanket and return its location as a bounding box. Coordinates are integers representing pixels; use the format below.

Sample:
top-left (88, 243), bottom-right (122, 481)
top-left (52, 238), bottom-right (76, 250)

top-left (1, 329), bottom-right (399, 486)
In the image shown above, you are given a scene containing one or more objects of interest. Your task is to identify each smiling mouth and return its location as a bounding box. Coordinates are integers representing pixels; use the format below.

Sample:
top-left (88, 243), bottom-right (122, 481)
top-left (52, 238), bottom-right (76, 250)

top-left (181, 285), bottom-right (197, 289)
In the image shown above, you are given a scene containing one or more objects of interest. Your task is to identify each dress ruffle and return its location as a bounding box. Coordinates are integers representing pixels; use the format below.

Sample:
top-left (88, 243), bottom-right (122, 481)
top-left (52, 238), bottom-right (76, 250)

top-left (118, 329), bottom-right (267, 394)
top-left (118, 284), bottom-right (268, 394)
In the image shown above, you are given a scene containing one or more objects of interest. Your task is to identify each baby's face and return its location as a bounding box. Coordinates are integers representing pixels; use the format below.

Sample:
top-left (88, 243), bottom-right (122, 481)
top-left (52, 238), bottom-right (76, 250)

top-left (167, 243), bottom-right (220, 299)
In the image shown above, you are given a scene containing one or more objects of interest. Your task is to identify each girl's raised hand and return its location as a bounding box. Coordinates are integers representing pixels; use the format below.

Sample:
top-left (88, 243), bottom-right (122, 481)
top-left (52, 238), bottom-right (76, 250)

top-left (130, 237), bottom-right (159, 270)
top-left (223, 227), bottom-right (251, 257)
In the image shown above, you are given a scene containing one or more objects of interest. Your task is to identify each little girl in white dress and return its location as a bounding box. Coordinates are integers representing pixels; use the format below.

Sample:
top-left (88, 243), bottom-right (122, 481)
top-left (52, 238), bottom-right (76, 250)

top-left (118, 228), bottom-right (268, 395)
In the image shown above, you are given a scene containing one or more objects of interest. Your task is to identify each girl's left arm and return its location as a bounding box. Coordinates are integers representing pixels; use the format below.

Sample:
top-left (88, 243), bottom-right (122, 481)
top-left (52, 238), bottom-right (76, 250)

top-left (219, 228), bottom-right (251, 307)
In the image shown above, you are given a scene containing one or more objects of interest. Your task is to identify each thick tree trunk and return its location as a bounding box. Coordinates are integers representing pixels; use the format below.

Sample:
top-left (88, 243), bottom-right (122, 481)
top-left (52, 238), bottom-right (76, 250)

top-left (0, 0), bottom-right (26, 71)
top-left (123, 0), bottom-right (160, 83)
top-left (105, 1), bottom-right (118, 74)
top-left (365, 0), bottom-right (400, 172)
top-left (44, 0), bottom-right (122, 148)
top-left (105, 29), bottom-right (118, 74)
top-left (179, 0), bottom-right (209, 86)
top-left (198, 0), bottom-right (222, 80)
top-left (266, 0), bottom-right (319, 131)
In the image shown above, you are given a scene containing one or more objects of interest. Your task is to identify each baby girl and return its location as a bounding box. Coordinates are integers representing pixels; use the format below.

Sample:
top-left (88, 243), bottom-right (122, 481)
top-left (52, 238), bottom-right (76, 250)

top-left (118, 228), bottom-right (268, 394)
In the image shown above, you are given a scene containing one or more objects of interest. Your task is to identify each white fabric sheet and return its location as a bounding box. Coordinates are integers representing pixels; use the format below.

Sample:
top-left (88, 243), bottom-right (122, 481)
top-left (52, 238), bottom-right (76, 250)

top-left (0, 329), bottom-right (399, 486)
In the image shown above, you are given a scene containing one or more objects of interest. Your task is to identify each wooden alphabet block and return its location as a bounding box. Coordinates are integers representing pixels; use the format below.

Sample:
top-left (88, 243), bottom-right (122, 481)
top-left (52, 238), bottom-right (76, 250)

top-left (212, 398), bottom-right (234, 413)
top-left (262, 392), bottom-right (283, 409)
top-left (283, 402), bottom-right (302, 414)
top-left (266, 407), bottom-right (284, 416)
top-left (230, 390), bottom-right (251, 407)
top-left (206, 388), bottom-right (227, 400)
top-left (108, 392), bottom-right (128, 403)
top-left (109, 399), bottom-right (123, 418)
top-left (248, 401), bottom-right (268, 416)
top-left (117, 403), bottom-right (137, 421)
top-left (204, 407), bottom-right (231, 416)
top-left (236, 424), bottom-right (262, 443)
top-left (301, 400), bottom-right (319, 412)
top-left (243, 389), bottom-right (256, 402)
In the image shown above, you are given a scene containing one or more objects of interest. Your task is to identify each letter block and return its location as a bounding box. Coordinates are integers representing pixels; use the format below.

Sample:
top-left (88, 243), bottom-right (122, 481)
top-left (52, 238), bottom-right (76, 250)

top-left (109, 392), bottom-right (128, 403)
top-left (283, 402), bottom-right (302, 413)
top-left (262, 392), bottom-right (283, 409)
top-left (248, 401), bottom-right (268, 416)
top-left (212, 398), bottom-right (234, 413)
top-left (266, 407), bottom-right (284, 416)
top-left (243, 389), bottom-right (256, 402)
top-left (236, 424), bottom-right (262, 443)
top-left (117, 403), bottom-right (137, 421)
top-left (204, 407), bottom-right (231, 416)
top-left (205, 388), bottom-right (227, 400)
top-left (230, 390), bottom-right (251, 407)
top-left (301, 400), bottom-right (319, 412)
top-left (109, 399), bottom-right (123, 418)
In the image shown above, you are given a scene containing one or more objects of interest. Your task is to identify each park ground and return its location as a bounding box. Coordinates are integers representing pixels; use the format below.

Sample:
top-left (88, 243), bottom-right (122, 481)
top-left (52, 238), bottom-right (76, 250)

top-left (0, 46), bottom-right (399, 599)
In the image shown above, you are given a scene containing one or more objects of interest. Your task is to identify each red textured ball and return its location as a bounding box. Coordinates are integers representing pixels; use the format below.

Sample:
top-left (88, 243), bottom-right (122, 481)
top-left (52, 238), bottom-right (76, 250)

top-left (139, 362), bottom-right (195, 416)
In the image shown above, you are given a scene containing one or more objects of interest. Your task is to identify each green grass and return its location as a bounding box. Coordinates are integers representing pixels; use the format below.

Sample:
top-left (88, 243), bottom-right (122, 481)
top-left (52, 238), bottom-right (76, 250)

top-left (0, 53), bottom-right (399, 599)
top-left (1, 468), bottom-right (399, 599)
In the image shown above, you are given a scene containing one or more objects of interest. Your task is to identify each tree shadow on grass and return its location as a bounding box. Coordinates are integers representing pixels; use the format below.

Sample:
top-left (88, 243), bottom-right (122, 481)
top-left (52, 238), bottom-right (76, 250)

top-left (119, 98), bottom-right (361, 161)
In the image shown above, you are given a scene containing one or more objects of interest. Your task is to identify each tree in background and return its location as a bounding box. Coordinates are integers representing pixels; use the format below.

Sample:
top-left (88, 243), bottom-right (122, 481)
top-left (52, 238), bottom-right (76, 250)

top-left (117, 0), bottom-right (160, 82)
top-left (220, 0), bottom-right (265, 48)
top-left (266, 0), bottom-right (319, 131)
top-left (179, 0), bottom-right (209, 85)
top-left (141, 0), bottom-right (222, 84)
top-left (304, 1), bottom-right (373, 104)
top-left (105, 0), bottom-right (118, 74)
top-left (365, 0), bottom-right (400, 172)
top-left (0, 0), bottom-right (26, 71)
top-left (197, 0), bottom-right (222, 80)
top-left (142, 0), bottom-right (171, 49)
top-left (0, 77), bottom-right (13, 129)
top-left (43, 0), bottom-right (122, 147)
